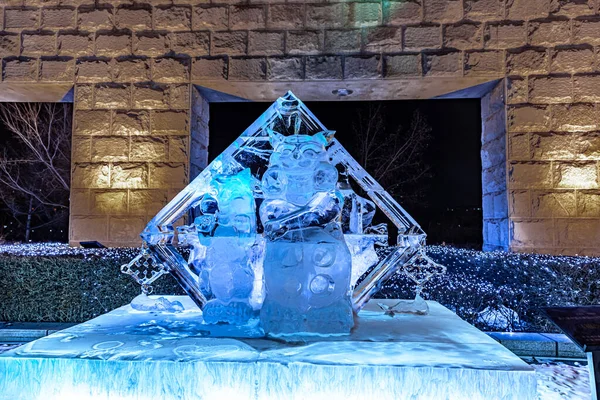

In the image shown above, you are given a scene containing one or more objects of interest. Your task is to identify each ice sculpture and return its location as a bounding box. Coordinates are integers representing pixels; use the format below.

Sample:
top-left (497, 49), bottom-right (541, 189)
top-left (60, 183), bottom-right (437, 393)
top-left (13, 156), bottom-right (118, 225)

top-left (259, 131), bottom-right (353, 334)
top-left (192, 168), bottom-right (261, 324)
top-left (122, 91), bottom-right (445, 334)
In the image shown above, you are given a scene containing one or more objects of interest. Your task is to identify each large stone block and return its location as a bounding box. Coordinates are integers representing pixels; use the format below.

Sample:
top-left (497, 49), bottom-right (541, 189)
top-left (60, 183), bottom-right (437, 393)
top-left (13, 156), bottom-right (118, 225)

top-left (511, 218), bottom-right (555, 247)
top-left (229, 57), bottom-right (267, 81)
top-left (286, 31), bottom-right (322, 55)
top-left (509, 190), bottom-right (531, 217)
top-left (4, 8), bottom-right (38, 30)
top-left (556, 218), bottom-right (600, 247)
top-left (345, 55), bottom-right (381, 79)
top-left (347, 2), bottom-right (381, 27)
top-left (113, 111), bottom-right (150, 136)
top-left (75, 84), bottom-right (93, 110)
top-left (94, 84), bottom-right (131, 109)
top-left (531, 190), bottom-right (577, 217)
top-left (40, 58), bottom-right (74, 81)
top-left (169, 136), bottom-right (189, 163)
top-left (112, 58), bottom-right (151, 83)
top-left (22, 33), bottom-right (56, 56)
top-left (152, 111), bottom-right (189, 135)
top-left (507, 77), bottom-right (528, 104)
top-left (90, 190), bottom-right (128, 215)
top-left (577, 190), bottom-right (600, 217)
top-left (75, 110), bottom-right (111, 135)
top-left (528, 75), bottom-right (573, 104)
top-left (324, 29), bottom-right (361, 53)
top-left (108, 216), bottom-right (146, 243)
top-left (3, 58), bottom-right (38, 81)
top-left (508, 161), bottom-right (553, 189)
top-left (230, 5), bottom-right (265, 30)
top-left (267, 57), bottom-right (303, 80)
top-left (70, 215), bottom-right (108, 242)
top-left (149, 163), bottom-right (188, 189)
top-left (386, 0), bottom-right (422, 25)
top-left (42, 7), bottom-right (75, 28)
top-left (191, 57), bottom-right (227, 80)
top-left (78, 7), bottom-right (113, 31)
top-left (464, 0), bottom-right (504, 21)
top-left (111, 163), bottom-right (148, 189)
top-left (553, 161), bottom-right (598, 189)
top-left (114, 6), bottom-right (152, 30)
top-left (128, 190), bottom-right (169, 216)
top-left (573, 19), bottom-right (600, 45)
top-left (551, 0), bottom-right (596, 17)
top-left (506, 0), bottom-right (550, 20)
top-left (423, 51), bottom-right (461, 76)
top-left (573, 74), bottom-right (600, 102)
top-left (551, 104), bottom-right (600, 132)
top-left (152, 57), bottom-right (190, 83)
top-left (71, 136), bottom-right (92, 163)
top-left (529, 20), bottom-right (571, 47)
top-left (71, 163), bottom-right (110, 189)
top-left (484, 22), bottom-right (527, 49)
top-left (169, 32), bottom-right (210, 57)
top-left (268, 5), bottom-right (303, 29)
top-left (193, 6), bottom-right (228, 31)
top-left (91, 137), bottom-right (130, 162)
top-left (364, 27), bottom-right (402, 53)
top-left (506, 49), bottom-right (548, 75)
top-left (482, 134), bottom-right (507, 168)
top-left (0, 34), bottom-right (19, 57)
top-left (249, 31), bottom-right (284, 56)
top-left (95, 32), bottom-right (132, 57)
top-left (508, 132), bottom-right (530, 160)
top-left (130, 137), bottom-right (168, 162)
top-left (154, 6), bottom-right (192, 31)
top-left (306, 4), bottom-right (347, 29)
top-left (76, 59), bottom-right (111, 83)
top-left (404, 25), bottom-right (441, 50)
top-left (443, 23), bottom-right (483, 50)
top-left (423, 0), bottom-right (463, 22)
top-left (550, 47), bottom-right (595, 73)
top-left (70, 189), bottom-right (90, 216)
top-left (531, 132), bottom-right (578, 160)
top-left (58, 32), bottom-right (93, 57)
top-left (134, 33), bottom-right (168, 57)
top-left (464, 50), bottom-right (502, 76)
top-left (306, 56), bottom-right (342, 79)
top-left (132, 83), bottom-right (169, 109)
top-left (211, 31), bottom-right (247, 56)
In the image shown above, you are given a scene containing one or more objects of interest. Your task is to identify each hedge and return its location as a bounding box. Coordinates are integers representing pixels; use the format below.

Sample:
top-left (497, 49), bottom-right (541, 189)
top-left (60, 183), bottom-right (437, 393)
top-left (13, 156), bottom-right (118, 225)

top-left (1, 243), bottom-right (599, 332)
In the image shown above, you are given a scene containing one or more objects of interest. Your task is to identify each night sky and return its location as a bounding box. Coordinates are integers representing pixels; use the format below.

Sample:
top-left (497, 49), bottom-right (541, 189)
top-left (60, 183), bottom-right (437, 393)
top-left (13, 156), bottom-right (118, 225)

top-left (209, 99), bottom-right (483, 246)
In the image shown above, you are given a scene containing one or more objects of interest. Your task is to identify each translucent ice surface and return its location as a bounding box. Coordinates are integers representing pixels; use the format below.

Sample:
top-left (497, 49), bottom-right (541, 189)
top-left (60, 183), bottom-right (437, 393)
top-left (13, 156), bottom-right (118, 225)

top-left (0, 298), bottom-right (537, 400)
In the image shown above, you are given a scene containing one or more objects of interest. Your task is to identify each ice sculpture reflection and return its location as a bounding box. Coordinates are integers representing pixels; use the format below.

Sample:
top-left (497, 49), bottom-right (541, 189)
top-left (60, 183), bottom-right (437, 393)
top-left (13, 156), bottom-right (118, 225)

top-left (121, 91), bottom-right (445, 335)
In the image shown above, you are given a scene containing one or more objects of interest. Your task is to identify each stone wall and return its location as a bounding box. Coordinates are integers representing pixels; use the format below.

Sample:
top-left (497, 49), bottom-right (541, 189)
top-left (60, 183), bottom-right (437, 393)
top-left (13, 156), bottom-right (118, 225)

top-left (0, 0), bottom-right (598, 253)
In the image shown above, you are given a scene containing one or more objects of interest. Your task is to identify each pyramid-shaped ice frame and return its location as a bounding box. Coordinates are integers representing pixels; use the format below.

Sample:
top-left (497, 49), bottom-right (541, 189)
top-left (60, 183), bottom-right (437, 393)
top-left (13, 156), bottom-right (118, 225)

top-left (122, 92), bottom-right (444, 320)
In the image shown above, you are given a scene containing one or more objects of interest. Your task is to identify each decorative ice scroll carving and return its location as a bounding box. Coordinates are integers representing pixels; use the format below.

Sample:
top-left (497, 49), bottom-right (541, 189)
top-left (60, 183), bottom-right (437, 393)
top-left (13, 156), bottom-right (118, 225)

top-left (122, 91), bottom-right (444, 334)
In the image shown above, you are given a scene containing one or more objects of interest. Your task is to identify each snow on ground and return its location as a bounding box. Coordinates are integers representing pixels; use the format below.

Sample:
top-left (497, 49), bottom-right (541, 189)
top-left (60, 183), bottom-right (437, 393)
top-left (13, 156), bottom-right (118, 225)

top-left (533, 362), bottom-right (590, 400)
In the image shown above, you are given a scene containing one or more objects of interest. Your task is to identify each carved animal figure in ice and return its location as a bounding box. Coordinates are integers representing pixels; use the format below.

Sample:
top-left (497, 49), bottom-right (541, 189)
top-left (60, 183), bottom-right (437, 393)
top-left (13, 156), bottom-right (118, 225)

top-left (192, 168), bottom-right (259, 324)
top-left (259, 131), bottom-right (354, 335)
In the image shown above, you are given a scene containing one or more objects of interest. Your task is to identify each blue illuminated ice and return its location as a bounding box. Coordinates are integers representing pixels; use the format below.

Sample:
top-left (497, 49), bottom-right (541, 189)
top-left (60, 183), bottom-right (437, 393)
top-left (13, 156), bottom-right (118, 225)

top-left (259, 131), bottom-right (353, 335)
top-left (122, 91), bottom-right (446, 332)
top-left (191, 168), bottom-right (262, 325)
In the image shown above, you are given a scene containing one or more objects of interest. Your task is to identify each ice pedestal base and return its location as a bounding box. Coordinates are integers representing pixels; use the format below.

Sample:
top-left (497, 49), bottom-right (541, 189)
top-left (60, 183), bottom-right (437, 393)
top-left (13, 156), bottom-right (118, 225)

top-left (0, 297), bottom-right (536, 400)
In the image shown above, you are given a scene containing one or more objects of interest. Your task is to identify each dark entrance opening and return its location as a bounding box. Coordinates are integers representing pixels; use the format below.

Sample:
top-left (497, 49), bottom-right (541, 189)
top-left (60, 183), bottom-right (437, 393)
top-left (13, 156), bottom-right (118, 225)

top-left (209, 100), bottom-right (483, 248)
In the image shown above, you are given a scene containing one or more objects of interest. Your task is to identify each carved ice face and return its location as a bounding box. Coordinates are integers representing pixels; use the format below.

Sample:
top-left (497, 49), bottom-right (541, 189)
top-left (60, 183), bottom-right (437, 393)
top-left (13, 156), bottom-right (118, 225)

top-left (270, 134), bottom-right (326, 172)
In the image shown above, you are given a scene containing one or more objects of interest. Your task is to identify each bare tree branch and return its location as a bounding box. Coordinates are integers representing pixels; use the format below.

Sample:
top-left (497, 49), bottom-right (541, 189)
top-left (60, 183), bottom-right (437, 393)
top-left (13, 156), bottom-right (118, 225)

top-left (0, 103), bottom-right (72, 241)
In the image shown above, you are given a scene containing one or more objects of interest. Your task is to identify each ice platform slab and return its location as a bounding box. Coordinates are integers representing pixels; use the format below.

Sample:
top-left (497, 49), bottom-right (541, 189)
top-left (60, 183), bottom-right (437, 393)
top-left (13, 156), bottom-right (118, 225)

top-left (0, 297), bottom-right (536, 400)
